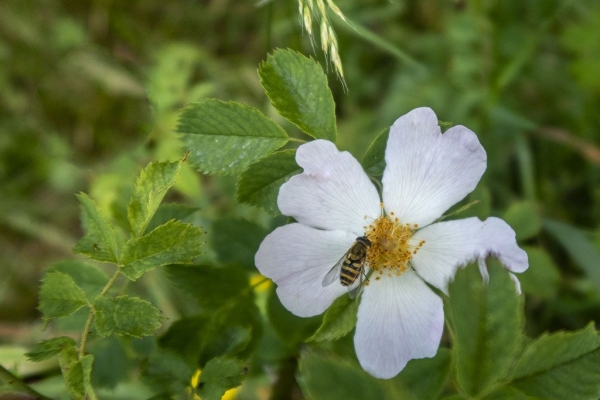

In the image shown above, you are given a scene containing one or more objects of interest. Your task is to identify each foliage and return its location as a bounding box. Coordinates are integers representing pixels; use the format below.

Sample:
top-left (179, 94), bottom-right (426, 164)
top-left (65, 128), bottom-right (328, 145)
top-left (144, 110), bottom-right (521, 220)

top-left (2, 0), bottom-right (600, 398)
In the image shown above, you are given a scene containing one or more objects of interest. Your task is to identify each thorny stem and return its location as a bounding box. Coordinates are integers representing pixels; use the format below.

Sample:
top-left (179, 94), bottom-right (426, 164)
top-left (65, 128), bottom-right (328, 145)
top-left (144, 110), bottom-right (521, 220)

top-left (78, 269), bottom-right (121, 358)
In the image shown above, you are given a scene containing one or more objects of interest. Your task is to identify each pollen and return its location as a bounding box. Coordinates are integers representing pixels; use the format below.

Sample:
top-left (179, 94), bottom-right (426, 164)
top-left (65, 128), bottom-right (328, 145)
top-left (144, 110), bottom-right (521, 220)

top-left (365, 213), bottom-right (425, 277)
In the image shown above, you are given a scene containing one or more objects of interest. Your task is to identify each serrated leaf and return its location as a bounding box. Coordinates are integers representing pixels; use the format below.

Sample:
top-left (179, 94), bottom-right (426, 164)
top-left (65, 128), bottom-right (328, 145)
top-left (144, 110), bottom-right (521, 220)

top-left (518, 246), bottom-right (560, 298)
top-left (236, 149), bottom-right (300, 214)
top-left (391, 348), bottom-right (451, 400)
top-left (142, 349), bottom-right (194, 394)
top-left (259, 49), bottom-right (336, 141)
top-left (120, 220), bottom-right (204, 281)
top-left (502, 201), bottom-right (541, 241)
top-left (195, 356), bottom-right (247, 400)
top-left (73, 193), bottom-right (119, 263)
top-left (47, 259), bottom-right (109, 301)
top-left (128, 160), bottom-right (183, 237)
top-left (361, 128), bottom-right (389, 176)
top-left (39, 271), bottom-right (88, 321)
top-left (212, 218), bottom-right (267, 269)
top-left (166, 264), bottom-right (249, 310)
top-left (544, 219), bottom-right (600, 293)
top-left (506, 323), bottom-right (600, 400)
top-left (26, 337), bottom-right (77, 362)
top-left (267, 287), bottom-right (321, 344)
top-left (447, 264), bottom-right (523, 398)
top-left (177, 99), bottom-right (288, 175)
top-left (93, 295), bottom-right (163, 337)
top-left (307, 295), bottom-right (357, 342)
top-left (64, 354), bottom-right (94, 400)
top-left (298, 351), bottom-right (387, 400)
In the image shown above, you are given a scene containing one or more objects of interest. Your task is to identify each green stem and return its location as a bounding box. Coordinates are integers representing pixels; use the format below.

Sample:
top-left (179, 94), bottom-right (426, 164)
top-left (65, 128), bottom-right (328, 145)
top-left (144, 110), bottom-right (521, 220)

top-left (78, 269), bottom-right (121, 358)
top-left (268, 356), bottom-right (299, 400)
top-left (0, 365), bottom-right (53, 400)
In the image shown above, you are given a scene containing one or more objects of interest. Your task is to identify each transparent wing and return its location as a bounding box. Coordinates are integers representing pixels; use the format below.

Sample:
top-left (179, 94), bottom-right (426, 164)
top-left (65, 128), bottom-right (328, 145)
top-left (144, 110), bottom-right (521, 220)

top-left (348, 266), bottom-right (365, 299)
top-left (322, 252), bottom-right (347, 287)
top-left (348, 263), bottom-right (369, 299)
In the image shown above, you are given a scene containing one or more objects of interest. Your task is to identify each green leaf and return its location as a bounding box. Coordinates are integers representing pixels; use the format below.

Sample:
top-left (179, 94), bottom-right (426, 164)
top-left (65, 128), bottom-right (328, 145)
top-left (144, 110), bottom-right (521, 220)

top-left (120, 220), bottom-right (205, 281)
top-left (506, 323), bottom-right (600, 400)
top-left (73, 193), bottom-right (119, 263)
top-left (391, 348), bottom-right (451, 400)
top-left (482, 386), bottom-right (536, 400)
top-left (159, 296), bottom-right (258, 368)
top-left (502, 201), bottom-right (541, 241)
top-left (93, 295), bottom-right (163, 337)
top-left (267, 287), bottom-right (322, 344)
top-left (159, 316), bottom-right (209, 365)
top-left (236, 149), bottom-right (301, 214)
top-left (127, 159), bottom-right (183, 237)
top-left (361, 128), bottom-right (389, 176)
top-left (259, 49), bottom-right (336, 141)
top-left (26, 337), bottom-right (77, 362)
top-left (195, 356), bottom-right (247, 400)
top-left (518, 246), bottom-right (560, 299)
top-left (177, 99), bottom-right (288, 175)
top-left (298, 351), bottom-right (387, 400)
top-left (307, 295), bottom-right (358, 342)
top-left (90, 336), bottom-right (129, 389)
top-left (64, 354), bottom-right (94, 400)
top-left (147, 203), bottom-right (201, 233)
top-left (47, 259), bottom-right (109, 301)
top-left (196, 293), bottom-right (262, 367)
top-left (212, 218), bottom-right (267, 269)
top-left (143, 349), bottom-right (194, 394)
top-left (544, 219), bottom-right (600, 293)
top-left (447, 264), bottom-right (523, 398)
top-left (39, 271), bottom-right (88, 321)
top-left (166, 264), bottom-right (249, 310)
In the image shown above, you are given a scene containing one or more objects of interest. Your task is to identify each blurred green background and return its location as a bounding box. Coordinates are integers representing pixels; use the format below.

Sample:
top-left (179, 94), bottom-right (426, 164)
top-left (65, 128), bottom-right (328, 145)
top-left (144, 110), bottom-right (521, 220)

top-left (1, 0), bottom-right (600, 396)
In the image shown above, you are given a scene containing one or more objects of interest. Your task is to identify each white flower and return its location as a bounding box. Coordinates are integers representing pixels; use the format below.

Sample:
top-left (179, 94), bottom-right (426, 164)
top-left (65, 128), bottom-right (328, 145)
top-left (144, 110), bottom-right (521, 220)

top-left (255, 108), bottom-right (528, 379)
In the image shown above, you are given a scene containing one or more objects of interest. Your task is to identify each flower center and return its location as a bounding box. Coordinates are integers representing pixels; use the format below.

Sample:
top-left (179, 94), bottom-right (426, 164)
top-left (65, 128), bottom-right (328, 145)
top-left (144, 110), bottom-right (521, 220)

top-left (364, 210), bottom-right (425, 280)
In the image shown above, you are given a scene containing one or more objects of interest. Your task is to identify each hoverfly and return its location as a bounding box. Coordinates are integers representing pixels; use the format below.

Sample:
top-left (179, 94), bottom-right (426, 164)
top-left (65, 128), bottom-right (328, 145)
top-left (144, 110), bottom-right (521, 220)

top-left (322, 236), bottom-right (371, 299)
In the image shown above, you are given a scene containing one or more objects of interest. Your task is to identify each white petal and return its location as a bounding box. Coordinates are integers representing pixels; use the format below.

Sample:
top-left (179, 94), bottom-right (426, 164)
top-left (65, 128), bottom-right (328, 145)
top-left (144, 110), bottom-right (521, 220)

top-left (482, 217), bottom-right (528, 273)
top-left (509, 272), bottom-right (522, 295)
top-left (382, 108), bottom-right (487, 227)
top-left (354, 270), bottom-right (444, 379)
top-left (478, 258), bottom-right (490, 284)
top-left (411, 217), bottom-right (486, 294)
top-left (254, 223), bottom-right (355, 317)
top-left (278, 140), bottom-right (381, 236)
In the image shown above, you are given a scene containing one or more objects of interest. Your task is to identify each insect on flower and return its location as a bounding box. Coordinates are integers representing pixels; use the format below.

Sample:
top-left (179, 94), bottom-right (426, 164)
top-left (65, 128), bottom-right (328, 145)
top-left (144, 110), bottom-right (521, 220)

top-left (255, 107), bottom-right (528, 379)
top-left (322, 236), bottom-right (371, 298)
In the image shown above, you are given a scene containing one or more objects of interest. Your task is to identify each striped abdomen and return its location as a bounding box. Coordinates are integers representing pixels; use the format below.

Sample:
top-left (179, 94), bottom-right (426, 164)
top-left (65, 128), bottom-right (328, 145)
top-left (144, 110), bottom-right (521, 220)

top-left (340, 237), bottom-right (370, 286)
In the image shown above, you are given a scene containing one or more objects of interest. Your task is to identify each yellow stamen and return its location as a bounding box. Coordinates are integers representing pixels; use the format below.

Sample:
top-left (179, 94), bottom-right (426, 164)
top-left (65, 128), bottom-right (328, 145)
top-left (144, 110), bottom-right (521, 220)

top-left (365, 208), bottom-right (425, 277)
